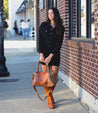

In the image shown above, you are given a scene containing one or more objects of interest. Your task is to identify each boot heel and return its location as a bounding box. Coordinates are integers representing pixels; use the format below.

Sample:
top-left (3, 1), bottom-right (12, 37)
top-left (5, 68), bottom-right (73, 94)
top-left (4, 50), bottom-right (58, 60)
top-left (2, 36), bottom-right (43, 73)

top-left (47, 96), bottom-right (54, 109)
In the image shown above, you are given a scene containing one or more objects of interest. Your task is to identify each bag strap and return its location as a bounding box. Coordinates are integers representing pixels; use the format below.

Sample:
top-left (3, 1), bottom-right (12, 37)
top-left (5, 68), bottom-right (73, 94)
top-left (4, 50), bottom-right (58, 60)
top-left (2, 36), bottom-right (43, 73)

top-left (33, 86), bottom-right (51, 101)
top-left (36, 61), bottom-right (49, 73)
top-left (36, 61), bottom-right (40, 72)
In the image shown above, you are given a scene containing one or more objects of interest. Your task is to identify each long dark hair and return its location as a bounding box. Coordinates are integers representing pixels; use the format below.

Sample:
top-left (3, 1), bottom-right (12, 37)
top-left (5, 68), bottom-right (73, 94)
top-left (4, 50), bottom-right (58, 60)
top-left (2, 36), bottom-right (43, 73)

top-left (47, 7), bottom-right (64, 36)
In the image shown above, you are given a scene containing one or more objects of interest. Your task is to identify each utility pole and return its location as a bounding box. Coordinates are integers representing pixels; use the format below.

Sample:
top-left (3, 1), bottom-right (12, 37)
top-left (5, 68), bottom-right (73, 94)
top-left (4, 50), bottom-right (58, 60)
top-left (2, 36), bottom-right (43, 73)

top-left (0, 0), bottom-right (9, 77)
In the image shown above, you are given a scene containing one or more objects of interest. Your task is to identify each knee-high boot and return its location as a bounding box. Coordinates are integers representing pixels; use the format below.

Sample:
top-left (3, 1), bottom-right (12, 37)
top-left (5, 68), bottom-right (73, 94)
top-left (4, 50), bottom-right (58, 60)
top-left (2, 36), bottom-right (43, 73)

top-left (50, 83), bottom-right (57, 104)
top-left (50, 65), bottom-right (59, 103)
top-left (44, 87), bottom-right (54, 109)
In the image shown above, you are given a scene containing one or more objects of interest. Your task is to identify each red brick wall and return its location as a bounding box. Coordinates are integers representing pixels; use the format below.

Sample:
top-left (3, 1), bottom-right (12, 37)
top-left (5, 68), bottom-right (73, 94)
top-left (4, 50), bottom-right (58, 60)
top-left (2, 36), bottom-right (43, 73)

top-left (58, 0), bottom-right (98, 99)
top-left (39, 0), bottom-right (48, 24)
top-left (95, 0), bottom-right (98, 51)
top-left (57, 0), bottom-right (69, 39)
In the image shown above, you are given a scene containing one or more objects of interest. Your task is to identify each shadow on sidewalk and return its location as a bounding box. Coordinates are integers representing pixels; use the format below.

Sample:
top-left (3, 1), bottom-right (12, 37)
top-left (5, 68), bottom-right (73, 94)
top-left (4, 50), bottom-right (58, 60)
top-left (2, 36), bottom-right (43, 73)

top-left (55, 98), bottom-right (79, 108)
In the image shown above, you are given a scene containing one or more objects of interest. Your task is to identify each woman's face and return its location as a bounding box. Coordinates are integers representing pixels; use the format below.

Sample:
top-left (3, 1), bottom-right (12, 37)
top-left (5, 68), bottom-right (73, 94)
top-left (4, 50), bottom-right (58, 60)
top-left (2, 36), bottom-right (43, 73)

top-left (48, 9), bottom-right (55, 21)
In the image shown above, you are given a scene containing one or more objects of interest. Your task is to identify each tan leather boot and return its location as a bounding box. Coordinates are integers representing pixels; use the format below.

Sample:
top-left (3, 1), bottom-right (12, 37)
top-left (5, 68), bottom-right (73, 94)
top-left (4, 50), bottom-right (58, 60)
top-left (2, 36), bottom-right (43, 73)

top-left (50, 84), bottom-right (56, 104)
top-left (44, 87), bottom-right (54, 109)
top-left (50, 65), bottom-right (59, 104)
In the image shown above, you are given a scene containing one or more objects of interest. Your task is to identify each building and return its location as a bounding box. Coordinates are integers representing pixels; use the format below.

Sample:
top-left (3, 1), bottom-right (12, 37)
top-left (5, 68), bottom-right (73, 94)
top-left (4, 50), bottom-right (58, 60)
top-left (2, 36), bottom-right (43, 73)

top-left (34, 0), bottom-right (98, 113)
top-left (9, 0), bottom-right (34, 36)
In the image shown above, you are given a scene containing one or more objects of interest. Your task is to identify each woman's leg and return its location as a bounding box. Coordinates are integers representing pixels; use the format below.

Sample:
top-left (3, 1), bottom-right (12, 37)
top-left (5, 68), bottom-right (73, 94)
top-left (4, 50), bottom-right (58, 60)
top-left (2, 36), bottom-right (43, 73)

top-left (50, 66), bottom-right (59, 103)
top-left (41, 64), bottom-right (54, 109)
top-left (27, 28), bottom-right (30, 37)
top-left (16, 28), bottom-right (18, 34)
top-left (4, 28), bottom-right (7, 38)
top-left (51, 66), bottom-right (59, 91)
top-left (22, 28), bottom-right (25, 39)
top-left (41, 64), bottom-right (48, 72)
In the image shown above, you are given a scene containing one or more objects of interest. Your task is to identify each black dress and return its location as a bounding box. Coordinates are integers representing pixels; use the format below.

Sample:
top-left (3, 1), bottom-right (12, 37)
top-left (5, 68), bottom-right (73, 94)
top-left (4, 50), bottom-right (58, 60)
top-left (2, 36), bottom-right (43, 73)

top-left (39, 22), bottom-right (64, 66)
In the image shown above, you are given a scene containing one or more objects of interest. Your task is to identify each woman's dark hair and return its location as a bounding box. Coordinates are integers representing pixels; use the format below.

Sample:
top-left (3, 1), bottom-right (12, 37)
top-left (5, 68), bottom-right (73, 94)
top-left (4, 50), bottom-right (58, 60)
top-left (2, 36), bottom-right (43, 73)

top-left (20, 19), bottom-right (24, 23)
top-left (47, 7), bottom-right (64, 36)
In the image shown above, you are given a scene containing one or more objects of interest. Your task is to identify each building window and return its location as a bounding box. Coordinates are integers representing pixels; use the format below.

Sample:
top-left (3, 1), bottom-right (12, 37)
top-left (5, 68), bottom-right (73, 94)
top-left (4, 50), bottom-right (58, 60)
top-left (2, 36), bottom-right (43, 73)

top-left (53, 0), bottom-right (57, 7)
top-left (48, 0), bottom-right (57, 8)
top-left (39, 0), bottom-right (44, 10)
top-left (69, 0), bottom-right (95, 39)
top-left (81, 0), bottom-right (87, 38)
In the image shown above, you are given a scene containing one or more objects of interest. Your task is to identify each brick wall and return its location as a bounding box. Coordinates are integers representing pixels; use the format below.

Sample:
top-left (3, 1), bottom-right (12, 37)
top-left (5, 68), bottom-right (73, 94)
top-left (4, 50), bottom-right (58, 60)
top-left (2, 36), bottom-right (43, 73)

top-left (39, 0), bottom-right (48, 24)
top-left (57, 0), bottom-right (69, 39)
top-left (95, 0), bottom-right (98, 51)
top-left (58, 0), bottom-right (98, 99)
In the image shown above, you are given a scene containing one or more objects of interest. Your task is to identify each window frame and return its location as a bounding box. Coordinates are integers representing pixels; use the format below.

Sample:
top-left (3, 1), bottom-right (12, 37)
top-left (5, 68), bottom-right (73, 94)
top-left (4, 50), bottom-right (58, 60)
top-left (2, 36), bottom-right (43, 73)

top-left (69, 0), bottom-right (93, 39)
top-left (86, 0), bottom-right (91, 38)
top-left (48, 0), bottom-right (57, 9)
top-left (69, 0), bottom-right (73, 39)
top-left (39, 0), bottom-right (45, 10)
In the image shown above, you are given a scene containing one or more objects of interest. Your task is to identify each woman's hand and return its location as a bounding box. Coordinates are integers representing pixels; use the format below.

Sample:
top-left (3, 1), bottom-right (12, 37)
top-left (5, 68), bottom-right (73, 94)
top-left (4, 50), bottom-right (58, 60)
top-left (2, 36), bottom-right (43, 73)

top-left (39, 53), bottom-right (45, 62)
top-left (45, 53), bottom-right (54, 65)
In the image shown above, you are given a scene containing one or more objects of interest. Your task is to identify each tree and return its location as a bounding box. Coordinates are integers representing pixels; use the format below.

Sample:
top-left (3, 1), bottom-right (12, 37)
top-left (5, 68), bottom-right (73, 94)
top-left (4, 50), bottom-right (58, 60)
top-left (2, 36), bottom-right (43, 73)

top-left (3, 0), bottom-right (8, 19)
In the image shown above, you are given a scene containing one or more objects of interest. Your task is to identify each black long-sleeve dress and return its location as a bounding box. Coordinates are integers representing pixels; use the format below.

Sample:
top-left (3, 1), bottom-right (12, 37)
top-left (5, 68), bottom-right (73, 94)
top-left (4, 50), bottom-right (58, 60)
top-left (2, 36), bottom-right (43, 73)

top-left (39, 22), bottom-right (64, 66)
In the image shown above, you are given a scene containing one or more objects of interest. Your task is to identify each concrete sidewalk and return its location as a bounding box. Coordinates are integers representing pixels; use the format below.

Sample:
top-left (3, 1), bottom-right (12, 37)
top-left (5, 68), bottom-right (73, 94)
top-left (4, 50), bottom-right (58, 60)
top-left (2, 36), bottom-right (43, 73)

top-left (0, 40), bottom-right (89, 113)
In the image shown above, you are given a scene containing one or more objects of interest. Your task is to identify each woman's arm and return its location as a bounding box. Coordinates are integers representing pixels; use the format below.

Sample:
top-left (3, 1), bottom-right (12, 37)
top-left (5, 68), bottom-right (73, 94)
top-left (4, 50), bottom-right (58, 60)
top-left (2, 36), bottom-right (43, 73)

top-left (39, 23), bottom-right (45, 61)
top-left (39, 53), bottom-right (45, 62)
top-left (39, 24), bottom-right (44, 53)
top-left (51, 27), bottom-right (64, 55)
top-left (44, 53), bottom-right (54, 65)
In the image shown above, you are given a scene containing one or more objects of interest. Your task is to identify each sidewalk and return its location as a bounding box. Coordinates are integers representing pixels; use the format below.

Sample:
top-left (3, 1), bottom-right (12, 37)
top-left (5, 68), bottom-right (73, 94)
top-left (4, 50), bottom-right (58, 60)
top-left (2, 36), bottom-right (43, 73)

top-left (0, 34), bottom-right (89, 113)
top-left (4, 30), bottom-right (35, 40)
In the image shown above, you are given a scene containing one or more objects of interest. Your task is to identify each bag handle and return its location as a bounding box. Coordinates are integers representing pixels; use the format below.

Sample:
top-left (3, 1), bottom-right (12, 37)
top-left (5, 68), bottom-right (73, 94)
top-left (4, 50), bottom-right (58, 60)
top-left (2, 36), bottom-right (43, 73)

top-left (36, 61), bottom-right (49, 73)
top-left (36, 61), bottom-right (40, 72)
top-left (33, 86), bottom-right (50, 101)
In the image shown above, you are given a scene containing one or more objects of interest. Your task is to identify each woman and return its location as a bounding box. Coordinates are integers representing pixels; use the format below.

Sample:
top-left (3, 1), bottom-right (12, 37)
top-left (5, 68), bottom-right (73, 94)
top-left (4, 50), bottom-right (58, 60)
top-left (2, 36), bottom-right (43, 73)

top-left (3, 18), bottom-right (8, 38)
top-left (39, 7), bottom-right (64, 109)
top-left (13, 20), bottom-right (18, 35)
top-left (20, 19), bottom-right (28, 40)
top-left (27, 19), bottom-right (31, 37)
